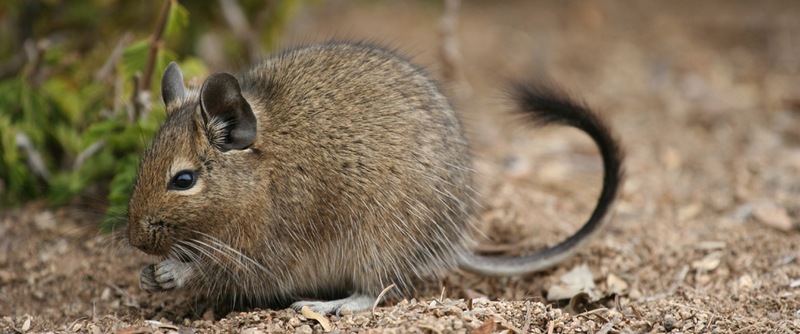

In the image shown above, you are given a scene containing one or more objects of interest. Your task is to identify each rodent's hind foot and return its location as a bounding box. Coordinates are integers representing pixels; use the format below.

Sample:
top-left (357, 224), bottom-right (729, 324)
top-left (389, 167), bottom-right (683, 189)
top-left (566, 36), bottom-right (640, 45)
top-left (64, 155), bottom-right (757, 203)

top-left (291, 293), bottom-right (375, 316)
top-left (139, 259), bottom-right (194, 292)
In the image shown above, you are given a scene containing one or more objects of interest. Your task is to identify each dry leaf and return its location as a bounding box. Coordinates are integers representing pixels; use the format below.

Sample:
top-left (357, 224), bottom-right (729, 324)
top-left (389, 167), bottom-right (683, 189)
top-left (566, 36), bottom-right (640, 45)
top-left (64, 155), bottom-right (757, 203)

top-left (752, 201), bottom-right (793, 232)
top-left (547, 263), bottom-right (600, 301)
top-left (300, 306), bottom-right (332, 331)
top-left (691, 252), bottom-right (722, 271)
top-left (21, 317), bottom-right (31, 332)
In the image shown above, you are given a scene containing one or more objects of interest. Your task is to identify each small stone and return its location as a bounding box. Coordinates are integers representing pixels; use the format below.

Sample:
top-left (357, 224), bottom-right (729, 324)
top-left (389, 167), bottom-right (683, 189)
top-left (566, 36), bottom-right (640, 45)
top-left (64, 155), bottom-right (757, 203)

top-left (738, 274), bottom-right (754, 290)
top-left (294, 324), bottom-right (313, 334)
top-left (664, 315), bottom-right (676, 332)
top-left (100, 287), bottom-right (111, 301)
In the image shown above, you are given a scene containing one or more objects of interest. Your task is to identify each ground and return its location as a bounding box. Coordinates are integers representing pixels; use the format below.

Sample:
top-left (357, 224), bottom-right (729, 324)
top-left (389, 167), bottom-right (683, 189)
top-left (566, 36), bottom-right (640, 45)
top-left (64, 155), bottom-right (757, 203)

top-left (2, 1), bottom-right (800, 333)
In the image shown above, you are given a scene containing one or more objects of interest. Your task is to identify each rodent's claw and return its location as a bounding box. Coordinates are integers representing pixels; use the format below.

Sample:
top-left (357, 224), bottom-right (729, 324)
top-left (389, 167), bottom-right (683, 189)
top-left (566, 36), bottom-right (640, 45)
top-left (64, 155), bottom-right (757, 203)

top-left (291, 293), bottom-right (375, 316)
top-left (139, 259), bottom-right (194, 292)
top-left (139, 264), bottom-right (163, 292)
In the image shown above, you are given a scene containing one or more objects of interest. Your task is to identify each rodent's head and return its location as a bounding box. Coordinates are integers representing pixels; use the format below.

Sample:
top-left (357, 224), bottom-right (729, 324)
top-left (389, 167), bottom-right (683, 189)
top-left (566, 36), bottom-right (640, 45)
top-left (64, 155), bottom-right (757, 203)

top-left (126, 62), bottom-right (259, 256)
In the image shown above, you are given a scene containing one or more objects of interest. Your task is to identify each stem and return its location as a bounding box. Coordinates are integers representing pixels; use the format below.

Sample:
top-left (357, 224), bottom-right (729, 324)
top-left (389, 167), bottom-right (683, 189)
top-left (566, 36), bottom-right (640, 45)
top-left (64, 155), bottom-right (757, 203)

top-left (141, 0), bottom-right (172, 93)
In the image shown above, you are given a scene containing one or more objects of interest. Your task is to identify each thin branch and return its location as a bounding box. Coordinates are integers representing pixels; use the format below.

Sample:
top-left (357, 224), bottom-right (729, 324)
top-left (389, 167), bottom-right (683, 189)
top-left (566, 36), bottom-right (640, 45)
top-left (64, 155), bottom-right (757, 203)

top-left (130, 73), bottom-right (153, 122)
top-left (522, 301), bottom-right (532, 334)
top-left (439, 0), bottom-right (471, 101)
top-left (22, 39), bottom-right (50, 87)
top-left (95, 32), bottom-right (133, 82)
top-left (371, 284), bottom-right (396, 316)
top-left (73, 140), bottom-right (106, 171)
top-left (15, 132), bottom-right (50, 182)
top-left (141, 0), bottom-right (172, 93)
top-left (218, 0), bottom-right (263, 62)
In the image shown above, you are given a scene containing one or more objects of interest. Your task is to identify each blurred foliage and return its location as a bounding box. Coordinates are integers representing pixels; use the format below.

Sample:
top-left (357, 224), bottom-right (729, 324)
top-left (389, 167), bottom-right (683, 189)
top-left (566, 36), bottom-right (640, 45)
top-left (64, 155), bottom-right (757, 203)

top-left (0, 0), bottom-right (308, 226)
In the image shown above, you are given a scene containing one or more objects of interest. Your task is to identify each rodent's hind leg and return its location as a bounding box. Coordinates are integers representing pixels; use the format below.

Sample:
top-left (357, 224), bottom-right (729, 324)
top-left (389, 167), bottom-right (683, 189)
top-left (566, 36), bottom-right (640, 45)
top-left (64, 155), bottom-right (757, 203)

top-left (139, 259), bottom-right (194, 292)
top-left (291, 293), bottom-right (375, 316)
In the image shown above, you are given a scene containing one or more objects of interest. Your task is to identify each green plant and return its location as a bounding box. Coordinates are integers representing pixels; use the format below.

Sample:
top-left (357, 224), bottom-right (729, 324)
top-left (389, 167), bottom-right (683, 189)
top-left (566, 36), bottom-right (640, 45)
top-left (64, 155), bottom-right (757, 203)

top-left (0, 0), bottom-right (305, 228)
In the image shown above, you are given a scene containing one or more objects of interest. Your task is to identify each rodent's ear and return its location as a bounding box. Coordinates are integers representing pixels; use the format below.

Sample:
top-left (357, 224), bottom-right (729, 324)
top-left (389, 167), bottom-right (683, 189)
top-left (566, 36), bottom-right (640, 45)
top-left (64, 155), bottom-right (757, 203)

top-left (162, 62), bottom-right (186, 107)
top-left (199, 73), bottom-right (257, 151)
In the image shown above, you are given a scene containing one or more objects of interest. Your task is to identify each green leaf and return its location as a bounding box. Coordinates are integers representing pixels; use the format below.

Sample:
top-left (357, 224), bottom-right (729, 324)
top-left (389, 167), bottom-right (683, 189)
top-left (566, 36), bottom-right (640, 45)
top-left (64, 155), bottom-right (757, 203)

top-left (164, 1), bottom-right (189, 39)
top-left (122, 39), bottom-right (150, 79)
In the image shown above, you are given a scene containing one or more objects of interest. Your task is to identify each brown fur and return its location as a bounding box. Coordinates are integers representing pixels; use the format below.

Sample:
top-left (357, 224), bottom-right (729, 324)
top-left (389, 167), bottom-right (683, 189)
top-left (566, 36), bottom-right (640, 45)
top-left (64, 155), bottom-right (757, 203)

top-left (126, 41), bottom-right (624, 313)
top-left (128, 42), bottom-right (474, 307)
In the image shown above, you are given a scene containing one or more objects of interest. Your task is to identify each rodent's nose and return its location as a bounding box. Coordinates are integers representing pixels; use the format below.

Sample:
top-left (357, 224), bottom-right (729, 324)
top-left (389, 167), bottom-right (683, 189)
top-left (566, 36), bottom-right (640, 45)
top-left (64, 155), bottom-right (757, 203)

top-left (128, 218), bottom-right (167, 255)
top-left (127, 219), bottom-right (148, 250)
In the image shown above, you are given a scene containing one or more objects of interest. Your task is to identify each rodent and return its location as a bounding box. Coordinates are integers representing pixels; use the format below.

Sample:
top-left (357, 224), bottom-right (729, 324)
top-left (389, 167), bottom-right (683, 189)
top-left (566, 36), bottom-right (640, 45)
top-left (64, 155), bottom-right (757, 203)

top-left (126, 41), bottom-right (624, 315)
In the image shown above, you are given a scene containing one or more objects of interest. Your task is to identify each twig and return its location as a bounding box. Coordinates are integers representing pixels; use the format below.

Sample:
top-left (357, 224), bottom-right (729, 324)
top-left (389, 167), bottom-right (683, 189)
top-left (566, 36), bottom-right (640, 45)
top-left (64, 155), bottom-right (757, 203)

top-left (596, 314), bottom-right (621, 334)
top-left (140, 0), bottom-right (172, 93)
top-left (439, 0), bottom-right (471, 101)
top-left (300, 306), bottom-right (332, 331)
top-left (218, 0), bottom-right (263, 61)
top-left (665, 301), bottom-right (720, 317)
top-left (73, 140), bottom-right (106, 171)
top-left (667, 265), bottom-right (690, 295)
top-left (130, 73), bottom-right (152, 121)
top-left (522, 301), bottom-right (532, 334)
top-left (95, 32), bottom-right (133, 82)
top-left (371, 284), bottom-right (396, 316)
top-left (629, 305), bottom-right (643, 320)
top-left (22, 39), bottom-right (50, 86)
top-left (577, 307), bottom-right (610, 318)
top-left (15, 132), bottom-right (50, 182)
top-left (733, 323), bottom-right (758, 334)
top-left (66, 317), bottom-right (87, 332)
top-left (252, 0), bottom-right (278, 37)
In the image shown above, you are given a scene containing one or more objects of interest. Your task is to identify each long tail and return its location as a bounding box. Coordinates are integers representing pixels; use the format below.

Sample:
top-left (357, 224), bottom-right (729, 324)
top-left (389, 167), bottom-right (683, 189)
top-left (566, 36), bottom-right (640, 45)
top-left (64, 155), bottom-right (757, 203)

top-left (458, 80), bottom-right (625, 276)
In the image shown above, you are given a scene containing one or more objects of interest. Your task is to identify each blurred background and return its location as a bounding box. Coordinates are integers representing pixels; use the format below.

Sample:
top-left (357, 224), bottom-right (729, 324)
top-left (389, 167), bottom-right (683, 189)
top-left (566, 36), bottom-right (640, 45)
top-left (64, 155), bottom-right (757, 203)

top-left (2, 1), bottom-right (800, 331)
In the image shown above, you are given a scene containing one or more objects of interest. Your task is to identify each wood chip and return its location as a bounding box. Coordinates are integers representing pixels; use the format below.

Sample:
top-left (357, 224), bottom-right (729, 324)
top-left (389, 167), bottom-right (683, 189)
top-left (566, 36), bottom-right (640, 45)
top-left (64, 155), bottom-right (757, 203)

top-left (738, 274), bottom-right (754, 290)
top-left (606, 273), bottom-right (629, 295)
top-left (472, 318), bottom-right (496, 334)
top-left (300, 306), bottom-right (332, 331)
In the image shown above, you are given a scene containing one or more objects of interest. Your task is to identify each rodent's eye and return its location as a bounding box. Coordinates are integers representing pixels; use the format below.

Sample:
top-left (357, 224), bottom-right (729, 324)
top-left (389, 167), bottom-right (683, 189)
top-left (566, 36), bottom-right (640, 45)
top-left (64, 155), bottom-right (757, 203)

top-left (169, 170), bottom-right (197, 191)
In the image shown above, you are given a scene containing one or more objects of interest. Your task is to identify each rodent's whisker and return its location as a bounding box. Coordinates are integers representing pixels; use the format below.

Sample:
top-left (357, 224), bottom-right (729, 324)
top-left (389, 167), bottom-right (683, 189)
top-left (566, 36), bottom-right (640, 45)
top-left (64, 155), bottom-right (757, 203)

top-left (191, 231), bottom-right (276, 278)
top-left (124, 42), bottom-right (624, 315)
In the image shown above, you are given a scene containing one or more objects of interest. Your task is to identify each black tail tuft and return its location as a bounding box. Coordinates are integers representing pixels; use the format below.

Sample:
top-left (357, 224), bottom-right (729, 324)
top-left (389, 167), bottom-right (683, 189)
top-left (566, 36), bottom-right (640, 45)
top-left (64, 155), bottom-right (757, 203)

top-left (512, 78), bottom-right (625, 251)
top-left (459, 79), bottom-right (625, 276)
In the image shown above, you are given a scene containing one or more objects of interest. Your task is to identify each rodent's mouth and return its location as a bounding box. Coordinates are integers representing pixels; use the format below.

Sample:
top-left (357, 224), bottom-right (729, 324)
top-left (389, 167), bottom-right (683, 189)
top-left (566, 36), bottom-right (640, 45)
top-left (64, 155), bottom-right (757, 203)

top-left (134, 244), bottom-right (170, 257)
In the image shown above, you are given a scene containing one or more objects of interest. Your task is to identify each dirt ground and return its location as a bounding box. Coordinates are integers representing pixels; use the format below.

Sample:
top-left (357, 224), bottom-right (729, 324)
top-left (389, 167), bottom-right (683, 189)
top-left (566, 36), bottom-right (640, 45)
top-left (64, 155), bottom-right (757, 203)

top-left (3, 1), bottom-right (800, 333)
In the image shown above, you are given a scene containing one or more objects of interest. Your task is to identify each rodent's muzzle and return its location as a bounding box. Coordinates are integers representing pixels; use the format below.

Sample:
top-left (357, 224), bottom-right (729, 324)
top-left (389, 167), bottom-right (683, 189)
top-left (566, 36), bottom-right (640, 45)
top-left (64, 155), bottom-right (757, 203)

top-left (127, 218), bottom-right (172, 256)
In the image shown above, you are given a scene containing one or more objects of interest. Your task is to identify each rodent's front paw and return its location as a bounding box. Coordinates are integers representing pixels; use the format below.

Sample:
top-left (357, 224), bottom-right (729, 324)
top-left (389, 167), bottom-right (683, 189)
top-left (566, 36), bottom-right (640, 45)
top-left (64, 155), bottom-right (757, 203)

top-left (139, 259), bottom-right (193, 292)
top-left (139, 264), bottom-right (162, 292)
